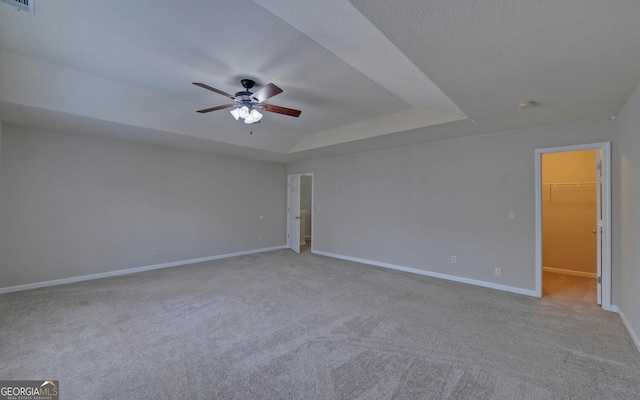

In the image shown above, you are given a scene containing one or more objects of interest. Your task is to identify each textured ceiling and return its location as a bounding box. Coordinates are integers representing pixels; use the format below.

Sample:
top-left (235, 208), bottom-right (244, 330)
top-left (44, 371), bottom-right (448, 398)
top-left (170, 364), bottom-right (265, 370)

top-left (0, 0), bottom-right (639, 162)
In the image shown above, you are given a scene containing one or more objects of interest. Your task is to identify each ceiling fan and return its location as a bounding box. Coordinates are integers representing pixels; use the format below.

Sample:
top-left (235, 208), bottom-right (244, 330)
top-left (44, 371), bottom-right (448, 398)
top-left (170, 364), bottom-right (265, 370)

top-left (193, 79), bottom-right (301, 124)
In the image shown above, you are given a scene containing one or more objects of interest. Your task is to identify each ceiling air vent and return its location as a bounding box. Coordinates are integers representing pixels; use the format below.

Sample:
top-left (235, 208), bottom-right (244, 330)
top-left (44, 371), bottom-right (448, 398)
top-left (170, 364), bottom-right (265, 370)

top-left (1, 0), bottom-right (34, 14)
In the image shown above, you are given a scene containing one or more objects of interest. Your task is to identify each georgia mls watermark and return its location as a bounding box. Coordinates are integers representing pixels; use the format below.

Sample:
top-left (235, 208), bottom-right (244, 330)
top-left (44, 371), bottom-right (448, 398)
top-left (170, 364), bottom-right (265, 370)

top-left (0, 380), bottom-right (58, 400)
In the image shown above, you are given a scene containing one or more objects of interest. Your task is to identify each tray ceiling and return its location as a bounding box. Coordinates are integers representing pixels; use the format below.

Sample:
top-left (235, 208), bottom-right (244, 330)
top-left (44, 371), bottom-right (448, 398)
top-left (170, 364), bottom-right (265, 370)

top-left (0, 0), bottom-right (639, 162)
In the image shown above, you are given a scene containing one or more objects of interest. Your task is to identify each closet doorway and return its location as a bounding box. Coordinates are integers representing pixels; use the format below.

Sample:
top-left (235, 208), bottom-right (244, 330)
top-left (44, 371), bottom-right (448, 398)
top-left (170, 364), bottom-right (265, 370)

top-left (534, 142), bottom-right (611, 310)
top-left (287, 173), bottom-right (313, 254)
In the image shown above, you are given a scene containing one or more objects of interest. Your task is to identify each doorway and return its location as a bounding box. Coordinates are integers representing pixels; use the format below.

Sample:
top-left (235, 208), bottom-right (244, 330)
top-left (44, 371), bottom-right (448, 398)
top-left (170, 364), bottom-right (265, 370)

top-left (287, 173), bottom-right (313, 254)
top-left (534, 142), bottom-right (611, 310)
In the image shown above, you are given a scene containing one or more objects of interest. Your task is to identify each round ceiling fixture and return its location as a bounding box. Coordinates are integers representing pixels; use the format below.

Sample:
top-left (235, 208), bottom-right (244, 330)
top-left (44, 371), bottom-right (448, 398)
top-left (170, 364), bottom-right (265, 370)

top-left (518, 100), bottom-right (536, 109)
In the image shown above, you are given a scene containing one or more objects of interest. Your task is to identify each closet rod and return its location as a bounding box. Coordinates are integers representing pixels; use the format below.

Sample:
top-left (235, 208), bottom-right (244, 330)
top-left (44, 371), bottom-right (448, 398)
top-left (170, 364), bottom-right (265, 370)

top-left (542, 182), bottom-right (596, 187)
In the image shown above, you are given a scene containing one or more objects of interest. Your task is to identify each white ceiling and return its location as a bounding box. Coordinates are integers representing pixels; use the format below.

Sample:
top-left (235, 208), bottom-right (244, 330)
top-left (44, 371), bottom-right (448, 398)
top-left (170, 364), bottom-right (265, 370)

top-left (0, 0), bottom-right (639, 163)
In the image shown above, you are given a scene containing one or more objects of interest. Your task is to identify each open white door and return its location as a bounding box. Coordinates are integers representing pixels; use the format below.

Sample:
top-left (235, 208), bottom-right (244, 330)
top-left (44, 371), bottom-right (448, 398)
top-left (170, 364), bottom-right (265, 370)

top-left (287, 174), bottom-right (301, 254)
top-left (595, 149), bottom-right (603, 305)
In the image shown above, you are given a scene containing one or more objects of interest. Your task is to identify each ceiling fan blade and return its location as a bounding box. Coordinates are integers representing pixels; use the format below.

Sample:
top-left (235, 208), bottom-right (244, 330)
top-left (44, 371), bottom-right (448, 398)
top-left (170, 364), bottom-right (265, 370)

top-left (193, 82), bottom-right (235, 99)
top-left (196, 104), bottom-right (234, 113)
top-left (263, 104), bottom-right (302, 117)
top-left (250, 83), bottom-right (283, 103)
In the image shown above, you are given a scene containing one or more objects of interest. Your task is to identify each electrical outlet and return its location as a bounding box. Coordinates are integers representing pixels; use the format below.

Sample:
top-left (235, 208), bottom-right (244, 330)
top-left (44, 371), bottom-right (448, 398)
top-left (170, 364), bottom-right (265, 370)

top-left (259, 235), bottom-right (262, 241)
top-left (153, 248), bottom-right (158, 254)
top-left (451, 255), bottom-right (457, 263)
top-left (495, 267), bottom-right (502, 276)
top-left (340, 240), bottom-right (345, 247)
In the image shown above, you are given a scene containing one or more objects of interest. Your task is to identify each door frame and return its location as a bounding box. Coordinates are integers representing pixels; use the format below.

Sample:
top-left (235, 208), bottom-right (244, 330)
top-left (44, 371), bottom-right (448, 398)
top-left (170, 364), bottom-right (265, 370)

top-left (301, 173), bottom-right (314, 252)
top-left (534, 142), bottom-right (611, 310)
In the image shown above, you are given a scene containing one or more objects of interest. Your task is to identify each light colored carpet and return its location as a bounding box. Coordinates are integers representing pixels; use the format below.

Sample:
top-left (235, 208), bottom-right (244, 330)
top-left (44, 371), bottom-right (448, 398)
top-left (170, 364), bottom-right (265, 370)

top-left (1, 250), bottom-right (639, 399)
top-left (543, 271), bottom-right (597, 303)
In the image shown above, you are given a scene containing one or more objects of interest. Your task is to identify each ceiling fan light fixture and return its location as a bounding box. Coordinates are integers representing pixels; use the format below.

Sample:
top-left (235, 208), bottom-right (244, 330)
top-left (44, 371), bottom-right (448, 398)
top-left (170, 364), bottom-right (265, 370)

top-left (238, 105), bottom-right (250, 119)
top-left (230, 108), bottom-right (240, 120)
top-left (250, 109), bottom-right (263, 122)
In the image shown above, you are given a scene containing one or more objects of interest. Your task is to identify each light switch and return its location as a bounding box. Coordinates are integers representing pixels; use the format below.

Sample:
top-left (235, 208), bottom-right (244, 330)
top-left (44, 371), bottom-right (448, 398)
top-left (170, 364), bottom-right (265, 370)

top-left (508, 211), bottom-right (515, 220)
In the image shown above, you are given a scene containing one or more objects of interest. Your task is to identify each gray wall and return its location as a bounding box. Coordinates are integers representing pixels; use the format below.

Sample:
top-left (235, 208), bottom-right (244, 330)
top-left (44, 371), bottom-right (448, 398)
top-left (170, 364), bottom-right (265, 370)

top-left (288, 119), bottom-right (613, 292)
top-left (615, 82), bottom-right (640, 345)
top-left (0, 124), bottom-right (286, 289)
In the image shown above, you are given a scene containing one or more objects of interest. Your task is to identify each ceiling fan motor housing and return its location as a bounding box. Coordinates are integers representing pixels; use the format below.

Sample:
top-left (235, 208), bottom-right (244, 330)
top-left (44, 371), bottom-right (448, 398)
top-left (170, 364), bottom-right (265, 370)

top-left (235, 91), bottom-right (253, 100)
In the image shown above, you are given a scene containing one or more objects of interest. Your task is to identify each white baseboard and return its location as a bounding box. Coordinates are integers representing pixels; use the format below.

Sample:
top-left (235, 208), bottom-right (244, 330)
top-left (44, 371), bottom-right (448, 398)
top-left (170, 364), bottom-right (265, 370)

top-left (312, 250), bottom-right (537, 297)
top-left (543, 267), bottom-right (597, 278)
top-left (0, 245), bottom-right (287, 295)
top-left (611, 305), bottom-right (640, 353)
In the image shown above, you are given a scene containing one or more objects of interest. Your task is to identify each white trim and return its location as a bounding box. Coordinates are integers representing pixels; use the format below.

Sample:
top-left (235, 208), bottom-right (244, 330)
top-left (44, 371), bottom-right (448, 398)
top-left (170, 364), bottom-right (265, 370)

top-left (534, 142), bottom-right (612, 310)
top-left (309, 173), bottom-right (314, 253)
top-left (0, 245), bottom-right (287, 294)
top-left (313, 250), bottom-right (537, 297)
top-left (611, 305), bottom-right (640, 353)
top-left (542, 267), bottom-right (597, 278)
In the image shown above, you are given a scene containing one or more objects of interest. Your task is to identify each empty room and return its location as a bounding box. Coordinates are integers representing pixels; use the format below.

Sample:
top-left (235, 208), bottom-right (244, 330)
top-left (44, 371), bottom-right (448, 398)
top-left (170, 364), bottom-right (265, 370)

top-left (1, 1), bottom-right (640, 398)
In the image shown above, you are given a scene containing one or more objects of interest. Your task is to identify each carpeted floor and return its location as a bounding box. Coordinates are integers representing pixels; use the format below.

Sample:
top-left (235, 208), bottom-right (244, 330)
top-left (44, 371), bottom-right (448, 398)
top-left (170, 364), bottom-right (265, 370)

top-left (543, 270), bottom-right (597, 303)
top-left (1, 250), bottom-right (639, 399)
